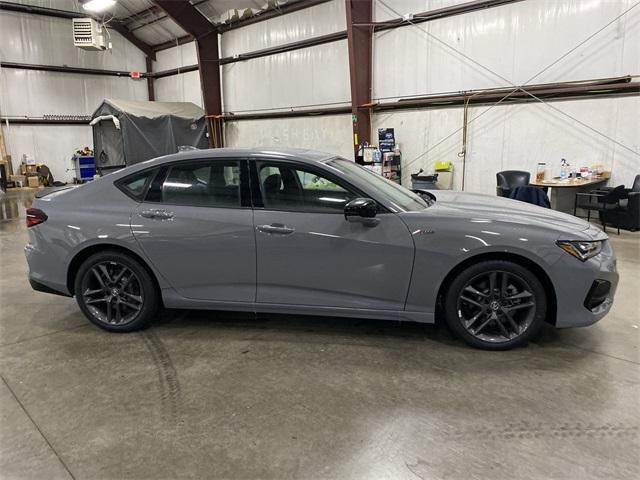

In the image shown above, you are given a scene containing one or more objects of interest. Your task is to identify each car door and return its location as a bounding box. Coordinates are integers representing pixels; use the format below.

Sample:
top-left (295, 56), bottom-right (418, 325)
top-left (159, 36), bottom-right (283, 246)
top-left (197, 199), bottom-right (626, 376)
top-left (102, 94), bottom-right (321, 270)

top-left (252, 159), bottom-right (415, 311)
top-left (131, 159), bottom-right (256, 303)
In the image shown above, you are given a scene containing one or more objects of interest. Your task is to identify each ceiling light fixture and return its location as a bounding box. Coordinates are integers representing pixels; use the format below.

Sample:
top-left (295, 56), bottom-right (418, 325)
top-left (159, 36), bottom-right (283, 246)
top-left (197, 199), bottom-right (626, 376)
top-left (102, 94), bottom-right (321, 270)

top-left (82, 0), bottom-right (117, 13)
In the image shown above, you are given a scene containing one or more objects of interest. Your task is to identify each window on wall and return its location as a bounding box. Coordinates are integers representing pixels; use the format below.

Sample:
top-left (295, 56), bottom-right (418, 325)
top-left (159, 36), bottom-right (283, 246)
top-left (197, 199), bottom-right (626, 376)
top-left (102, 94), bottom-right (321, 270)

top-left (257, 163), bottom-right (356, 212)
top-left (160, 161), bottom-right (241, 207)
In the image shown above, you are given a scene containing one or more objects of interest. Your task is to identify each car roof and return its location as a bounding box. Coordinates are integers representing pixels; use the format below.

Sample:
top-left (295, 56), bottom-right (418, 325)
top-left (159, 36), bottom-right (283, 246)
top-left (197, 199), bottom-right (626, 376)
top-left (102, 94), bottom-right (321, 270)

top-left (131, 147), bottom-right (338, 170)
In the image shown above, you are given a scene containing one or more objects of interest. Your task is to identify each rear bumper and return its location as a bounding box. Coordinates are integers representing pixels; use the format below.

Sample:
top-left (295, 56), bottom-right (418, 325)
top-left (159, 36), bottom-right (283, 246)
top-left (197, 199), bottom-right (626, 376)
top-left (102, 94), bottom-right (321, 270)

top-left (29, 277), bottom-right (72, 297)
top-left (552, 240), bottom-right (618, 328)
top-left (24, 237), bottom-right (71, 297)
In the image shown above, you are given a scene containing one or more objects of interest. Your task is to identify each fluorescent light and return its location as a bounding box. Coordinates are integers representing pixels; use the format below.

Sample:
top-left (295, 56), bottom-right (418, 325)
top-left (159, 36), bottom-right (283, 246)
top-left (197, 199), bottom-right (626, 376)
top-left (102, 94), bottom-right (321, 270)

top-left (82, 0), bottom-right (116, 13)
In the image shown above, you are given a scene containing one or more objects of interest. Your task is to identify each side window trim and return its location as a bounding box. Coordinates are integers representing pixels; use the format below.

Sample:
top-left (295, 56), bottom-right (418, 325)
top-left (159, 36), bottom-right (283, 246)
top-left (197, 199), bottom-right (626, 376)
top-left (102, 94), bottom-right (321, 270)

top-left (145, 166), bottom-right (169, 203)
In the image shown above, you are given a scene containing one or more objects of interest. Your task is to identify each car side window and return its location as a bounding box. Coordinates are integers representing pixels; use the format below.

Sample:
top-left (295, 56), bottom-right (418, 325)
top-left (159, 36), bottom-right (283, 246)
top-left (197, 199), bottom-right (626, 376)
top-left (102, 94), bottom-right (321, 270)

top-left (160, 161), bottom-right (240, 207)
top-left (257, 163), bottom-right (356, 213)
top-left (117, 170), bottom-right (155, 201)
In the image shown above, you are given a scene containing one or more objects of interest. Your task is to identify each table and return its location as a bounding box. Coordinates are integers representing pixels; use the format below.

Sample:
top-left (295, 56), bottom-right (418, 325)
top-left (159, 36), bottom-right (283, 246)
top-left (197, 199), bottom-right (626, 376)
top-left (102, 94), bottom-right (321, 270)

top-left (530, 177), bottom-right (609, 214)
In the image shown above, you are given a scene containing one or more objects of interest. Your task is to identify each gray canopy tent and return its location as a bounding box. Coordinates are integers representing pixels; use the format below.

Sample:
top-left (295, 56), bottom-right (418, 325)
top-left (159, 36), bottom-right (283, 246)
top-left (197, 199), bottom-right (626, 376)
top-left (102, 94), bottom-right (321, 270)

top-left (91, 99), bottom-right (209, 173)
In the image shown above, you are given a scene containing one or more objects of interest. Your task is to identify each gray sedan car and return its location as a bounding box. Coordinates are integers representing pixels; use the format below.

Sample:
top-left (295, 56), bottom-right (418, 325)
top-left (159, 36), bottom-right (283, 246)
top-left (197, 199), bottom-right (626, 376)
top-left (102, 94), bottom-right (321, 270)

top-left (25, 148), bottom-right (618, 349)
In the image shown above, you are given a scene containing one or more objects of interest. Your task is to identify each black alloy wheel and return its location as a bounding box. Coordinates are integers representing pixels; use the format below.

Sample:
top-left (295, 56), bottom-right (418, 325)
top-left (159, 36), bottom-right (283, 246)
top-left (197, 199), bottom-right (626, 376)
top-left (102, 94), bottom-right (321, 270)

top-left (444, 260), bottom-right (547, 350)
top-left (75, 251), bottom-right (158, 332)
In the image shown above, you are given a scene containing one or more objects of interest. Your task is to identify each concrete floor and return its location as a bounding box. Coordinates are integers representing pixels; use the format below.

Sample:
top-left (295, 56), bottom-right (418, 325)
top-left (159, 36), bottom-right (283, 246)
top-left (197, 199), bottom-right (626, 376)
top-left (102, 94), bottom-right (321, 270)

top-left (1, 188), bottom-right (638, 480)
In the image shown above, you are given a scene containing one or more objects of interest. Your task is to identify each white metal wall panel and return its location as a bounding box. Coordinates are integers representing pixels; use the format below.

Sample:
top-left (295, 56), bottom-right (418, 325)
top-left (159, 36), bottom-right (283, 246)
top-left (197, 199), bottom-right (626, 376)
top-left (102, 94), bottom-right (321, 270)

top-left (222, 40), bottom-right (350, 113)
top-left (221, 0), bottom-right (346, 57)
top-left (0, 68), bottom-right (148, 116)
top-left (373, 96), bottom-right (640, 194)
top-left (373, 0), bottom-right (640, 100)
top-left (154, 43), bottom-right (199, 71)
top-left (1, 124), bottom-right (93, 183)
top-left (155, 71), bottom-right (204, 108)
top-left (225, 114), bottom-right (353, 159)
top-left (0, 11), bottom-right (146, 71)
top-left (153, 44), bottom-right (202, 107)
top-left (0, 7), bottom-right (148, 183)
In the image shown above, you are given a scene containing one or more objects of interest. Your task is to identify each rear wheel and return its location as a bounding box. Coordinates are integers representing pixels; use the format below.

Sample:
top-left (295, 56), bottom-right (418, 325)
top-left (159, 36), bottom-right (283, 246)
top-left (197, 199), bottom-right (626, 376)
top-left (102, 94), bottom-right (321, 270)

top-left (74, 251), bottom-right (159, 332)
top-left (444, 260), bottom-right (546, 350)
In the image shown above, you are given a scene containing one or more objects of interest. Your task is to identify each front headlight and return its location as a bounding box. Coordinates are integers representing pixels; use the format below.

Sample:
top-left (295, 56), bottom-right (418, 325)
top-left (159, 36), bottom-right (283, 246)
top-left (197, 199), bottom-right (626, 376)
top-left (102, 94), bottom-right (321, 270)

top-left (557, 240), bottom-right (603, 262)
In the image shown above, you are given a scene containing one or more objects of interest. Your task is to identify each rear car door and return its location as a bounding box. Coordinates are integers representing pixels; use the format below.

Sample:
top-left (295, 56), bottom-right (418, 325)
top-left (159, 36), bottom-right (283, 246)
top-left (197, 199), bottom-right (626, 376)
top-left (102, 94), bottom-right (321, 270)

top-left (251, 159), bottom-right (414, 311)
top-left (129, 159), bottom-right (256, 302)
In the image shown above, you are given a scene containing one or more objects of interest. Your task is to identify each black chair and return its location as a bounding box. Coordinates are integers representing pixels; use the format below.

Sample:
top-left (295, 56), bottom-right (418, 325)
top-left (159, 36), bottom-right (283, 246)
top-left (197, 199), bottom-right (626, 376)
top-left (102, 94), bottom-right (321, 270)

top-left (574, 185), bottom-right (626, 224)
top-left (496, 170), bottom-right (530, 198)
top-left (599, 175), bottom-right (640, 233)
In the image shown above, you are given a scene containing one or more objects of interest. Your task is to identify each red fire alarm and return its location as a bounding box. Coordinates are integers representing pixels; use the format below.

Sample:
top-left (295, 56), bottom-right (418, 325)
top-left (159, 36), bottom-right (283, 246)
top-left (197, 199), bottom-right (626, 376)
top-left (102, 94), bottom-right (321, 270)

top-left (130, 71), bottom-right (141, 79)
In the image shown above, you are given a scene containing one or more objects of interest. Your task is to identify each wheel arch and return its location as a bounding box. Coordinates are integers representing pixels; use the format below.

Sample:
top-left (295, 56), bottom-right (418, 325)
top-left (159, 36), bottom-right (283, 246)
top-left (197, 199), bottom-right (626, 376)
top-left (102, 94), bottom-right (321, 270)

top-left (67, 243), bottom-right (163, 303)
top-left (435, 251), bottom-right (558, 326)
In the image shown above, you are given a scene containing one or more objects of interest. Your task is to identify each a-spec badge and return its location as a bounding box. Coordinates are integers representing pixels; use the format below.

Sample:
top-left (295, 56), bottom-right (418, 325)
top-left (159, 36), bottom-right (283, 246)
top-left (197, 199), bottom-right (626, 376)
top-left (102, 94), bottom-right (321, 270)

top-left (412, 229), bottom-right (435, 236)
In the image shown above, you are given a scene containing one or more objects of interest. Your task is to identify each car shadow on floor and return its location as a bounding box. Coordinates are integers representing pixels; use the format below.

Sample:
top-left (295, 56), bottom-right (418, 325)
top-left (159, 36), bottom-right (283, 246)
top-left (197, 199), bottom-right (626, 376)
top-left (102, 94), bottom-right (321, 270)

top-left (152, 307), bottom-right (577, 352)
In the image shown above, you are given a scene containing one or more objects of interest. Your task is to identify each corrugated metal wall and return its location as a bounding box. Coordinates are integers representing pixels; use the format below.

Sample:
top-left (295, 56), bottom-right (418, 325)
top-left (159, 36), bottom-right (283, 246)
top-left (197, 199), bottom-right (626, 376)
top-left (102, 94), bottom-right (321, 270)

top-left (2, 0), bottom-right (639, 190)
top-left (0, 8), bottom-right (147, 182)
top-left (208, 0), bottom-right (639, 192)
top-left (370, 0), bottom-right (640, 193)
top-left (154, 42), bottom-right (202, 108)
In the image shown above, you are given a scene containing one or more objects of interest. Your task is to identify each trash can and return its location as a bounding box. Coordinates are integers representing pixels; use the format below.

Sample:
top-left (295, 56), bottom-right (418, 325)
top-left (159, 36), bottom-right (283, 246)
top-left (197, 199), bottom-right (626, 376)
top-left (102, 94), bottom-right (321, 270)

top-left (411, 170), bottom-right (439, 190)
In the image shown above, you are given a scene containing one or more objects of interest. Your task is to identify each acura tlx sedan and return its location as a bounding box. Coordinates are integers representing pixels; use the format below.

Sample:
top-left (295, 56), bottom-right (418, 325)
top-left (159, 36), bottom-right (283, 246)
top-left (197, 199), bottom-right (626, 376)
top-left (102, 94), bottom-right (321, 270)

top-left (25, 148), bottom-right (618, 350)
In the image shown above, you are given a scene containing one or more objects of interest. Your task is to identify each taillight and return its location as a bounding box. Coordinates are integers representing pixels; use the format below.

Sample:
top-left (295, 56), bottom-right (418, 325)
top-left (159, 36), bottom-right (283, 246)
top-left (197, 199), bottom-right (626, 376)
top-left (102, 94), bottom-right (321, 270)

top-left (26, 208), bottom-right (48, 227)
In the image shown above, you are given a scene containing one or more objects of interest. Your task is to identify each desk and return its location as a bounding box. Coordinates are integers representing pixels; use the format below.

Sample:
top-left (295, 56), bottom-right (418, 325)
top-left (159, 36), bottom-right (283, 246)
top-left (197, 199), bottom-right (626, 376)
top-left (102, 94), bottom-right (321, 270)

top-left (530, 177), bottom-right (609, 214)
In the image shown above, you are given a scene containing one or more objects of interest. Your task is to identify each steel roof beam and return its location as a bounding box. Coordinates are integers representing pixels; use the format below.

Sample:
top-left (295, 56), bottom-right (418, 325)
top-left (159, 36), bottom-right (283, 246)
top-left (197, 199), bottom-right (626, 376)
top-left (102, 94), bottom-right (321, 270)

top-left (218, 0), bottom-right (332, 33)
top-left (153, 0), bottom-right (223, 147)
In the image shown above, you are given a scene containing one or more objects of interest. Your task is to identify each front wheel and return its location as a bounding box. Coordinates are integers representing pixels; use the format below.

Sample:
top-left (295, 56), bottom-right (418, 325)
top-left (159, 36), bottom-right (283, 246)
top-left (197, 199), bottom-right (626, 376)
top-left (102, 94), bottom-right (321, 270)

top-left (444, 260), bottom-right (547, 350)
top-left (74, 250), bottom-right (159, 332)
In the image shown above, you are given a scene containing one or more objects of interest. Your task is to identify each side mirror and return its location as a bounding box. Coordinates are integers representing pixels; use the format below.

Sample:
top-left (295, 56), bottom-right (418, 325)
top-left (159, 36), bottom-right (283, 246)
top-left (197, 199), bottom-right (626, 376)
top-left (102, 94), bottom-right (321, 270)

top-left (344, 198), bottom-right (379, 226)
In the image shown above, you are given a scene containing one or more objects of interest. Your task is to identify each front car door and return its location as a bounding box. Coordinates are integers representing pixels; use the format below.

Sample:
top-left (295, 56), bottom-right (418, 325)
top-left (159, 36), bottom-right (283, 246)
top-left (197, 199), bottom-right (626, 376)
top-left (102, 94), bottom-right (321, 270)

top-left (251, 159), bottom-right (414, 311)
top-left (130, 158), bottom-right (256, 303)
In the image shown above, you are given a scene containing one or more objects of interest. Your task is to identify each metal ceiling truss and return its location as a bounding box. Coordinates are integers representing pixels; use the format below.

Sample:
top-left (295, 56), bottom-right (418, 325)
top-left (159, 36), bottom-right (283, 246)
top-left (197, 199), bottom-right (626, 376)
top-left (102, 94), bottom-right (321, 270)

top-left (217, 0), bottom-right (333, 33)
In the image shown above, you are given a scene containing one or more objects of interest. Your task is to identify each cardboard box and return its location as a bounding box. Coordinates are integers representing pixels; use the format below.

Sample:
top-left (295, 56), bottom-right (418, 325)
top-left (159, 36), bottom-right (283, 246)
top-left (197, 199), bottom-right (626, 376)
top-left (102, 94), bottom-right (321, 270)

top-left (19, 164), bottom-right (38, 175)
top-left (27, 176), bottom-right (40, 188)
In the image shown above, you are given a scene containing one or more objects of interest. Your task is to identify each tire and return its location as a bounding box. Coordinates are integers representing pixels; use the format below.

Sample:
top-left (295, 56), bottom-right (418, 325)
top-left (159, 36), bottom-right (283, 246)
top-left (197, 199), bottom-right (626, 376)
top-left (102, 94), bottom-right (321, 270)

top-left (74, 250), bottom-right (159, 332)
top-left (444, 260), bottom-right (547, 350)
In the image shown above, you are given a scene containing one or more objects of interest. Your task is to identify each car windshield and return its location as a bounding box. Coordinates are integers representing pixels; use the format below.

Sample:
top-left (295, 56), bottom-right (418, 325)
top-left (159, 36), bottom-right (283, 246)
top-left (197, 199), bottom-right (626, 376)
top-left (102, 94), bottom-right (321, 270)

top-left (325, 157), bottom-right (433, 212)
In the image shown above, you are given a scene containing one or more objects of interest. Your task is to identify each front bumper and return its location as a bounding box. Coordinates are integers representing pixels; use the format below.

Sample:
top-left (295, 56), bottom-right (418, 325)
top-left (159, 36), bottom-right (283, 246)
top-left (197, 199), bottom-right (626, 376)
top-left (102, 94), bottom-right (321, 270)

top-left (552, 240), bottom-right (618, 328)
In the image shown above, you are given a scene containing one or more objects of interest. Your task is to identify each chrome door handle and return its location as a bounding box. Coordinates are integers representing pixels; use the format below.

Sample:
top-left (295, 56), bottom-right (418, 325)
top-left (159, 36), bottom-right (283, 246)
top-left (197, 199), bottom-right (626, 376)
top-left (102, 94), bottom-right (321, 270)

top-left (257, 223), bottom-right (295, 235)
top-left (140, 209), bottom-right (175, 220)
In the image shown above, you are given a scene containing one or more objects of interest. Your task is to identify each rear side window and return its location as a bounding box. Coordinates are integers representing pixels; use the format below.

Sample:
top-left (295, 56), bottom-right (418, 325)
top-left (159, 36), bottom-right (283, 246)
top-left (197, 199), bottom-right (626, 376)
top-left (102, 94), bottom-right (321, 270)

top-left (116, 170), bottom-right (155, 200)
top-left (160, 161), bottom-right (241, 207)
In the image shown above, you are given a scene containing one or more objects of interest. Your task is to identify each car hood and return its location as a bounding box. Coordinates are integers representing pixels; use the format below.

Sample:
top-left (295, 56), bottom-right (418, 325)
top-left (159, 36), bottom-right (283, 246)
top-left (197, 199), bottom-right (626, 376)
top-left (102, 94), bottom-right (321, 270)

top-left (422, 190), bottom-right (597, 237)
